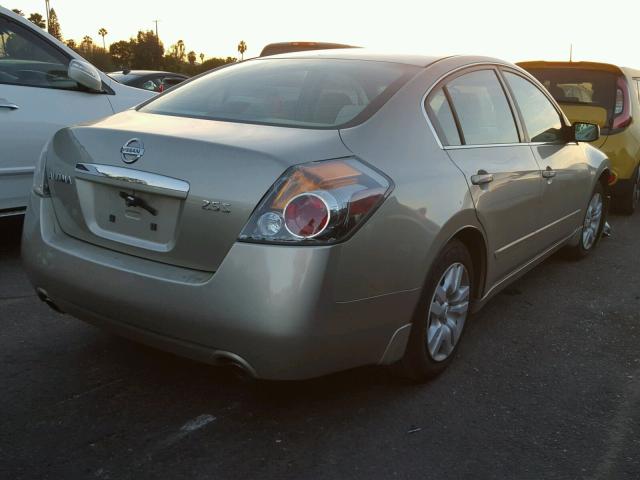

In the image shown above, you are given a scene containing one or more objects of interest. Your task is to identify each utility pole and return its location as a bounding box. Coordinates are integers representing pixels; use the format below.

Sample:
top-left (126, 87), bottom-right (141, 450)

top-left (569, 43), bottom-right (573, 62)
top-left (153, 20), bottom-right (160, 38)
top-left (44, 0), bottom-right (50, 31)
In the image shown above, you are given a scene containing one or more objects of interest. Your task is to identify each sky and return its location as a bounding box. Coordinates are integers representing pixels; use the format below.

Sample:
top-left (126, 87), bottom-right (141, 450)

top-left (5, 0), bottom-right (640, 67)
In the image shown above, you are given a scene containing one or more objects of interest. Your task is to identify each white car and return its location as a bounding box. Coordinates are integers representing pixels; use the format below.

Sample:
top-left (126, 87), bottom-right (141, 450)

top-left (0, 6), bottom-right (155, 216)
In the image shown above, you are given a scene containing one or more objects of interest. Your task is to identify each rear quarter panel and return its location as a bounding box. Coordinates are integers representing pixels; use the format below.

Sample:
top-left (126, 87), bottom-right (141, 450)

top-left (337, 64), bottom-right (481, 303)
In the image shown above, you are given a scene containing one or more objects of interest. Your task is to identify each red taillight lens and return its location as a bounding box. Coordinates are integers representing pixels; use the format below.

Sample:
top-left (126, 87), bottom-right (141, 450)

top-left (284, 193), bottom-right (330, 238)
top-left (239, 158), bottom-right (392, 244)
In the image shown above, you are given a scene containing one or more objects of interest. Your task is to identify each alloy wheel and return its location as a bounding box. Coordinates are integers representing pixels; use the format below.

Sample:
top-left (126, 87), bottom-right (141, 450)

top-left (426, 262), bottom-right (470, 362)
top-left (582, 192), bottom-right (603, 250)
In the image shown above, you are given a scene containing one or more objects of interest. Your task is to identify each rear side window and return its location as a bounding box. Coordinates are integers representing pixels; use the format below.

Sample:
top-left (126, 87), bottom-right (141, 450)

top-left (426, 88), bottom-right (461, 146)
top-left (446, 70), bottom-right (519, 145)
top-left (504, 72), bottom-right (564, 143)
top-left (140, 59), bottom-right (419, 128)
top-left (0, 15), bottom-right (76, 90)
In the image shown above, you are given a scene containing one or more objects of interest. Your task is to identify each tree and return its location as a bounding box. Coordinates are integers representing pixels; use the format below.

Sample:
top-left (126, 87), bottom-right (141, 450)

top-left (199, 53), bottom-right (205, 63)
top-left (98, 28), bottom-right (108, 49)
top-left (109, 40), bottom-right (134, 69)
top-left (237, 40), bottom-right (247, 60)
top-left (27, 13), bottom-right (46, 29)
top-left (66, 39), bottom-right (77, 49)
top-left (81, 36), bottom-right (94, 49)
top-left (47, 8), bottom-right (62, 40)
top-left (132, 30), bottom-right (164, 70)
top-left (199, 56), bottom-right (236, 73)
top-left (187, 50), bottom-right (196, 65)
top-left (11, 9), bottom-right (24, 16)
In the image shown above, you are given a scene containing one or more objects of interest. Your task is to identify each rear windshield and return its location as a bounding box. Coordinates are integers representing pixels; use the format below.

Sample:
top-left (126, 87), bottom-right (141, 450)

top-left (526, 68), bottom-right (618, 123)
top-left (139, 59), bottom-right (419, 129)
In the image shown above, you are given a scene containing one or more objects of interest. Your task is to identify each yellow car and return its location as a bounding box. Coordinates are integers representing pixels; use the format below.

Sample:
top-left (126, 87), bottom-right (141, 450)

top-left (519, 61), bottom-right (640, 213)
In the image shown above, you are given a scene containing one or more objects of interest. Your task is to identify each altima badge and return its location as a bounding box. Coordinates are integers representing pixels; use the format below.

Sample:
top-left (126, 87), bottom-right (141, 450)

top-left (48, 171), bottom-right (72, 185)
top-left (121, 138), bottom-right (145, 164)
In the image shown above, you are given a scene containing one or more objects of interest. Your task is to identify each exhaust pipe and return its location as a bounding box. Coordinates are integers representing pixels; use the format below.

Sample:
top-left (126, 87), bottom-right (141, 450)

top-left (36, 288), bottom-right (64, 314)
top-left (213, 352), bottom-right (256, 381)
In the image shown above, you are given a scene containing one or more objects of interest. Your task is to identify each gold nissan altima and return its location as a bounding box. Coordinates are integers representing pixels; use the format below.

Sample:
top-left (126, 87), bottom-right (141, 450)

top-left (22, 51), bottom-right (609, 381)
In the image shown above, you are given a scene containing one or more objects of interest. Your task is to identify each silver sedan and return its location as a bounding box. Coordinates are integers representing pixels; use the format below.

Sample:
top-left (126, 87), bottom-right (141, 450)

top-left (22, 51), bottom-right (609, 381)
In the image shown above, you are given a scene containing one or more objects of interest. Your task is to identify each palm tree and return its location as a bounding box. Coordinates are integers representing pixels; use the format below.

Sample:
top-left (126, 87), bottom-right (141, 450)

top-left (98, 28), bottom-right (108, 49)
top-left (199, 53), bottom-right (205, 63)
top-left (237, 40), bottom-right (247, 61)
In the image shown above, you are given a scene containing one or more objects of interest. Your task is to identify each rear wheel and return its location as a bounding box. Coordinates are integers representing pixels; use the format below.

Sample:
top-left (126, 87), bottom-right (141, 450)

top-left (569, 182), bottom-right (606, 259)
top-left (617, 165), bottom-right (640, 215)
top-left (397, 240), bottom-right (473, 382)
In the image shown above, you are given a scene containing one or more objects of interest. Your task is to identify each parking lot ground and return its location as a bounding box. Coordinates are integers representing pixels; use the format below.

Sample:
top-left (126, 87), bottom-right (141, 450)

top-left (1, 213), bottom-right (639, 480)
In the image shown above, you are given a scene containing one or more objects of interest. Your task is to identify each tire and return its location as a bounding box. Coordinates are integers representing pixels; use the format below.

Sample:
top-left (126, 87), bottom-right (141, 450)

top-left (569, 181), bottom-right (607, 259)
top-left (617, 165), bottom-right (640, 215)
top-left (396, 239), bottom-right (473, 382)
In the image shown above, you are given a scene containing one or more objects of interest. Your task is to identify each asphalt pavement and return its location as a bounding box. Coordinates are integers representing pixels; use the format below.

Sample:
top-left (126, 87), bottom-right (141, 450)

top-left (1, 213), bottom-right (639, 480)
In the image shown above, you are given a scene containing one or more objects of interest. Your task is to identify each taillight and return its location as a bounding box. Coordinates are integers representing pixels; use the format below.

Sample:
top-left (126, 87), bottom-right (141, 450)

top-left (239, 158), bottom-right (392, 244)
top-left (612, 77), bottom-right (632, 130)
top-left (33, 140), bottom-right (51, 197)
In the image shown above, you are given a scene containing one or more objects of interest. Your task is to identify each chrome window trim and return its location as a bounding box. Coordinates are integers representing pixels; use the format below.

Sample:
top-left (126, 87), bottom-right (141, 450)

top-left (421, 62), bottom-right (517, 150)
top-left (443, 143), bottom-right (532, 150)
top-left (421, 62), bottom-right (570, 150)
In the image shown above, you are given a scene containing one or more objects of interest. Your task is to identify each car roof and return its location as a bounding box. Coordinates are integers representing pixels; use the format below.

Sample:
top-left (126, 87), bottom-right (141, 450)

top-left (255, 48), bottom-right (446, 67)
top-left (518, 60), bottom-right (640, 77)
top-left (253, 50), bottom-right (521, 71)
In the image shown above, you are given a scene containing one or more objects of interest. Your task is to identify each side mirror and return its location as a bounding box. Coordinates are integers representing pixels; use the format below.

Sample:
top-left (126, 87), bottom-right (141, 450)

top-left (68, 59), bottom-right (103, 92)
top-left (572, 122), bottom-right (600, 143)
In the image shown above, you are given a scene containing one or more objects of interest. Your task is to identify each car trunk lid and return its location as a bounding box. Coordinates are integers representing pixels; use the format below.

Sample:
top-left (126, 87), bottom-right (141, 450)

top-left (47, 111), bottom-right (352, 271)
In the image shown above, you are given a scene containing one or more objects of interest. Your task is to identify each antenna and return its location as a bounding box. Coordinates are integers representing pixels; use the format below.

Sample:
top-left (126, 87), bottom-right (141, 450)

top-left (153, 19), bottom-right (160, 38)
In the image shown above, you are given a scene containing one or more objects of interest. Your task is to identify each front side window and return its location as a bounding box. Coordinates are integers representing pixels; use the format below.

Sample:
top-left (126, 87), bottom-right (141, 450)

top-left (504, 72), bottom-right (564, 143)
top-left (0, 15), bottom-right (76, 90)
top-left (140, 59), bottom-right (419, 128)
top-left (426, 88), bottom-right (461, 146)
top-left (446, 70), bottom-right (519, 145)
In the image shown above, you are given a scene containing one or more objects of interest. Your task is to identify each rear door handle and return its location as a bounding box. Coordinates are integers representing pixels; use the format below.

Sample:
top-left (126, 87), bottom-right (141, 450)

top-left (471, 170), bottom-right (494, 185)
top-left (542, 167), bottom-right (556, 179)
top-left (0, 99), bottom-right (19, 110)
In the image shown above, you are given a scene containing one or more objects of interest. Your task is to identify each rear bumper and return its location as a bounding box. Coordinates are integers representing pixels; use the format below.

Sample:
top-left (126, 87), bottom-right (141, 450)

top-left (21, 195), bottom-right (419, 380)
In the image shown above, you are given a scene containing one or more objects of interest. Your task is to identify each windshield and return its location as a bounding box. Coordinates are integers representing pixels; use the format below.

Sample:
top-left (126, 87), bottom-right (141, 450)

top-left (526, 68), bottom-right (618, 124)
top-left (139, 59), bottom-right (419, 128)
